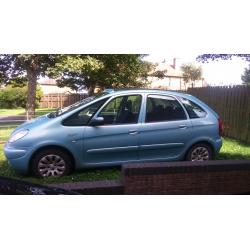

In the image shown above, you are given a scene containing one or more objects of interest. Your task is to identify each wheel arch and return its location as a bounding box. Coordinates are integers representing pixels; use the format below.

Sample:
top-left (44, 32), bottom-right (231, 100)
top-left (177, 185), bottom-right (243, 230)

top-left (184, 140), bottom-right (215, 160)
top-left (28, 145), bottom-right (76, 174)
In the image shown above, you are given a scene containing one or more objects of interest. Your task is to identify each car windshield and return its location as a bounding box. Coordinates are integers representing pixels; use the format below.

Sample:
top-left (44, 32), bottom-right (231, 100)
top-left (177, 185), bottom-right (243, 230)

top-left (47, 92), bottom-right (109, 118)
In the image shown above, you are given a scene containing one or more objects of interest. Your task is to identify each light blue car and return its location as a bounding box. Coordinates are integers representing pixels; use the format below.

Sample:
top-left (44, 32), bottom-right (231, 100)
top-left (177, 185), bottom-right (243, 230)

top-left (4, 89), bottom-right (223, 177)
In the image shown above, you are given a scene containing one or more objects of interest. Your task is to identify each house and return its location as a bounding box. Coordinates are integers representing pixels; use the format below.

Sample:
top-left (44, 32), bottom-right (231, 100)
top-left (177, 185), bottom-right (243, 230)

top-left (149, 58), bottom-right (207, 91)
top-left (38, 78), bottom-right (76, 94)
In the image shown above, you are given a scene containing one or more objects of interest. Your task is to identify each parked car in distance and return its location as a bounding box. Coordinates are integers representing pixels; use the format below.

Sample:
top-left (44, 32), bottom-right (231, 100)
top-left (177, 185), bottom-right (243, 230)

top-left (4, 89), bottom-right (223, 178)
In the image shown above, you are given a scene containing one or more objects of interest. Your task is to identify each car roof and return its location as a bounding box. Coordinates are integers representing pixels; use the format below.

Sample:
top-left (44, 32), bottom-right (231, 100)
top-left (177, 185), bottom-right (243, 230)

top-left (104, 88), bottom-right (194, 99)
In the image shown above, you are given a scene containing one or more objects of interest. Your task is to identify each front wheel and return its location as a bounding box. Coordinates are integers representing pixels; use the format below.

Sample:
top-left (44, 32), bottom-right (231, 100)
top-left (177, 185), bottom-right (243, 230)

top-left (186, 143), bottom-right (214, 161)
top-left (31, 149), bottom-right (73, 177)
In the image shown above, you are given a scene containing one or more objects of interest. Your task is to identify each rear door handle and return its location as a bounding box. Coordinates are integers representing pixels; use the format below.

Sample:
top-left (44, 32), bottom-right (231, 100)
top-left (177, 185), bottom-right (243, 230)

top-left (179, 125), bottom-right (187, 129)
top-left (129, 130), bottom-right (138, 135)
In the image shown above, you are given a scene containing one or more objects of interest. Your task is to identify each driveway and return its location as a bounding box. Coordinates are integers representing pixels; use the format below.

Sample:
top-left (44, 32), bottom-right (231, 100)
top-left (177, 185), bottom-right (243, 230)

top-left (0, 115), bottom-right (26, 123)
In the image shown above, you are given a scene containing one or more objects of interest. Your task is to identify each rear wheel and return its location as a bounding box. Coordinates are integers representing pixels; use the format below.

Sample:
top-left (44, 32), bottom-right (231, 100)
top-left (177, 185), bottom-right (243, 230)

top-left (31, 149), bottom-right (73, 177)
top-left (186, 143), bottom-right (213, 161)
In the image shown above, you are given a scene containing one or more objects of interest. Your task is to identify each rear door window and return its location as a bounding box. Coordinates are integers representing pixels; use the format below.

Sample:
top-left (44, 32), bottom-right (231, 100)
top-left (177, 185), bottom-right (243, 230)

top-left (146, 95), bottom-right (187, 123)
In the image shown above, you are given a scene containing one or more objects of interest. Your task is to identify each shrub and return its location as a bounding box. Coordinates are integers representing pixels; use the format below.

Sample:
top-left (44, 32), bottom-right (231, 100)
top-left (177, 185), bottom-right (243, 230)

top-left (0, 84), bottom-right (43, 109)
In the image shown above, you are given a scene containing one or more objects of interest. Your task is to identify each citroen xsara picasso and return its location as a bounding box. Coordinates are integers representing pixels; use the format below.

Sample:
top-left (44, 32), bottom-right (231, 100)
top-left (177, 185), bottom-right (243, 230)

top-left (4, 89), bottom-right (223, 177)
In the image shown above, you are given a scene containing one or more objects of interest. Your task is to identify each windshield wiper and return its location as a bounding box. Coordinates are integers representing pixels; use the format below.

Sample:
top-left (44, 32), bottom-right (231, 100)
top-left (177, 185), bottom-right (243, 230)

top-left (47, 109), bottom-right (60, 118)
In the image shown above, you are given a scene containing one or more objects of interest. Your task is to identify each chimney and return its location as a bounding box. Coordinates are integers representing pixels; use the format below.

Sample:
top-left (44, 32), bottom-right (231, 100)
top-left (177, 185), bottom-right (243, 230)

top-left (172, 58), bottom-right (176, 69)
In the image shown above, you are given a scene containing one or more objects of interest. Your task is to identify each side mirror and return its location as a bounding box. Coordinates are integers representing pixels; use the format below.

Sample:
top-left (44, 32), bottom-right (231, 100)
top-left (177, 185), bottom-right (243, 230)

top-left (89, 116), bottom-right (104, 126)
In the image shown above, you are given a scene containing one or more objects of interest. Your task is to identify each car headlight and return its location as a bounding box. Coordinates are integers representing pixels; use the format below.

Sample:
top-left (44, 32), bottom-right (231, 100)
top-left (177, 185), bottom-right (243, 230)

top-left (9, 130), bottom-right (29, 143)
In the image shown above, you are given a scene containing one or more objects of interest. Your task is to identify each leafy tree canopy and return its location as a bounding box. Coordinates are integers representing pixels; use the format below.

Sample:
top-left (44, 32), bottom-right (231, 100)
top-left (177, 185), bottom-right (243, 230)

top-left (241, 65), bottom-right (250, 85)
top-left (0, 54), bottom-right (57, 84)
top-left (47, 54), bottom-right (153, 93)
top-left (196, 54), bottom-right (250, 62)
top-left (180, 63), bottom-right (202, 88)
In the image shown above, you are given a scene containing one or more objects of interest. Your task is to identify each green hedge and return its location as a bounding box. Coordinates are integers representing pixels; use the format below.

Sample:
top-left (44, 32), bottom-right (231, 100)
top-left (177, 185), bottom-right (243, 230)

top-left (0, 85), bottom-right (43, 109)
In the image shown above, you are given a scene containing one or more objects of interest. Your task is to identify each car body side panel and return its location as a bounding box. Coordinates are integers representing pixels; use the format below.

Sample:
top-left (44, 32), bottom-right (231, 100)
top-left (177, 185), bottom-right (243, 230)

top-left (138, 120), bottom-right (193, 160)
top-left (83, 124), bottom-right (140, 166)
top-left (188, 113), bottom-right (222, 154)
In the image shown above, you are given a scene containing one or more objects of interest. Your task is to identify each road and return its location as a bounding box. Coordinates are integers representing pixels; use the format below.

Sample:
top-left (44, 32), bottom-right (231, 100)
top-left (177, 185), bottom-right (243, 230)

top-left (0, 115), bottom-right (27, 123)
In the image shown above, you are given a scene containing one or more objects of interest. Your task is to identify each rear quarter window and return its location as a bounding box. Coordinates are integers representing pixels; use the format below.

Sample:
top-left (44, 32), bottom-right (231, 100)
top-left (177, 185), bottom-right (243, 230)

top-left (180, 97), bottom-right (207, 119)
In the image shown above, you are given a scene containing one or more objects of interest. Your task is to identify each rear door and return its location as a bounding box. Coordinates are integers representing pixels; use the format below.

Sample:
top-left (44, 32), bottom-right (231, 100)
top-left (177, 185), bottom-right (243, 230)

top-left (139, 94), bottom-right (193, 161)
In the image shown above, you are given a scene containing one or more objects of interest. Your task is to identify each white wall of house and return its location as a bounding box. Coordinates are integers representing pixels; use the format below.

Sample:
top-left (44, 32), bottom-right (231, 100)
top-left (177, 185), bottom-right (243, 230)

top-left (150, 77), bottom-right (183, 90)
top-left (148, 59), bottom-right (207, 91)
top-left (150, 76), bottom-right (207, 91)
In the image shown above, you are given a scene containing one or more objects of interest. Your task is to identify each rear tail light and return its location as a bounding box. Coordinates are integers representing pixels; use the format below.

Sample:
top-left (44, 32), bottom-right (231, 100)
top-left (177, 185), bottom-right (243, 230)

top-left (218, 118), bottom-right (224, 136)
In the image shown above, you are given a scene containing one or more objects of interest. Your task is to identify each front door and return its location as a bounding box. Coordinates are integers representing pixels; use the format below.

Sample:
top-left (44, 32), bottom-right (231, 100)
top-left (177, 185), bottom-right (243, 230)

top-left (84, 94), bottom-right (142, 166)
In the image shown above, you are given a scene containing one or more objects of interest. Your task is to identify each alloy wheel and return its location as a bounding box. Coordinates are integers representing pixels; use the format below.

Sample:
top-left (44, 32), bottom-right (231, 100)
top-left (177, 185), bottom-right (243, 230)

top-left (190, 146), bottom-right (210, 161)
top-left (37, 154), bottom-right (66, 177)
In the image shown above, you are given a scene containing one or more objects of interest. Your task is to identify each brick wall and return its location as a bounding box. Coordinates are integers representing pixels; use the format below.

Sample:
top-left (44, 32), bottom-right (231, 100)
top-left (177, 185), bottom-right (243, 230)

top-left (122, 160), bottom-right (250, 195)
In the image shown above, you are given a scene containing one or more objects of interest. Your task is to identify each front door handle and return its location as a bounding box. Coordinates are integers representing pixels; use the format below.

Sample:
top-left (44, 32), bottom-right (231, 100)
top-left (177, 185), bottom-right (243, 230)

top-left (179, 125), bottom-right (187, 129)
top-left (129, 130), bottom-right (138, 135)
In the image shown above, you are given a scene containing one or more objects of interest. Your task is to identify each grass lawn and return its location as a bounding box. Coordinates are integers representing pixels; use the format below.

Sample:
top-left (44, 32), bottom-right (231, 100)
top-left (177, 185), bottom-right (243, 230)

top-left (216, 138), bottom-right (250, 160)
top-left (35, 108), bottom-right (56, 116)
top-left (0, 125), bottom-right (17, 141)
top-left (0, 137), bottom-right (250, 185)
top-left (0, 108), bottom-right (25, 116)
top-left (0, 108), bottom-right (56, 116)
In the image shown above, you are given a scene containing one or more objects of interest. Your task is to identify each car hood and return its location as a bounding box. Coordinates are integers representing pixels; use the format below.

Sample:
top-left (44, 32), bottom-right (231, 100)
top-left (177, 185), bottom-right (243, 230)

top-left (12, 115), bottom-right (51, 135)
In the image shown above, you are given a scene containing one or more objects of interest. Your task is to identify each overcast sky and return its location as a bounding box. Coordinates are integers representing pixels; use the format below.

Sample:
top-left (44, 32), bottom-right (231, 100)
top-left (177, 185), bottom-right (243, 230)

top-left (145, 54), bottom-right (250, 85)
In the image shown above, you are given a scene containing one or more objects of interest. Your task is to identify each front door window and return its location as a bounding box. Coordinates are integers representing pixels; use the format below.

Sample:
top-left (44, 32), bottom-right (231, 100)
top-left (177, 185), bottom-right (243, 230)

top-left (97, 95), bottom-right (142, 125)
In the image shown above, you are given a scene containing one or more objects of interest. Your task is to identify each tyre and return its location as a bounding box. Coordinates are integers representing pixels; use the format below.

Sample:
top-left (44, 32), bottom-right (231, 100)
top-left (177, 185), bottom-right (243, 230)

top-left (186, 143), bottom-right (214, 161)
top-left (31, 148), bottom-right (73, 177)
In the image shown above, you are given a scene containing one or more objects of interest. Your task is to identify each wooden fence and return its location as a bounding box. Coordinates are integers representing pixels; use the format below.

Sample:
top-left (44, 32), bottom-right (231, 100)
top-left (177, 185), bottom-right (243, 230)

top-left (187, 85), bottom-right (250, 143)
top-left (40, 93), bottom-right (87, 109)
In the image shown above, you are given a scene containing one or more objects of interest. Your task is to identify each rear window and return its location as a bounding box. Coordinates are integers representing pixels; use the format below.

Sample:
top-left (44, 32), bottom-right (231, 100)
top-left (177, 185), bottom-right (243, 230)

top-left (180, 97), bottom-right (207, 119)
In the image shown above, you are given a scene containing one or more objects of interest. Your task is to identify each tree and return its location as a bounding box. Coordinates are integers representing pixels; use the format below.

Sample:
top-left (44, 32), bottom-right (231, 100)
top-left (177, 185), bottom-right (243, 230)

top-left (0, 54), bottom-right (57, 118)
top-left (47, 54), bottom-right (153, 95)
top-left (197, 54), bottom-right (250, 86)
top-left (0, 54), bottom-right (152, 118)
top-left (180, 63), bottom-right (202, 89)
top-left (241, 65), bottom-right (250, 84)
top-left (148, 69), bottom-right (168, 79)
top-left (0, 84), bottom-right (43, 109)
top-left (196, 54), bottom-right (250, 62)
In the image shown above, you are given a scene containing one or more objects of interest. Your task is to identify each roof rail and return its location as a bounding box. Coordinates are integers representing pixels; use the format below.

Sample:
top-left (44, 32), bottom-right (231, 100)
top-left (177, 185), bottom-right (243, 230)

top-left (104, 88), bottom-right (172, 91)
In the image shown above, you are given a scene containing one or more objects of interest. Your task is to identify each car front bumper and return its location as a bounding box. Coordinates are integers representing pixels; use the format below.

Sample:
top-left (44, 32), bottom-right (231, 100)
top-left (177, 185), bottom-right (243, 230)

top-left (4, 143), bottom-right (32, 175)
